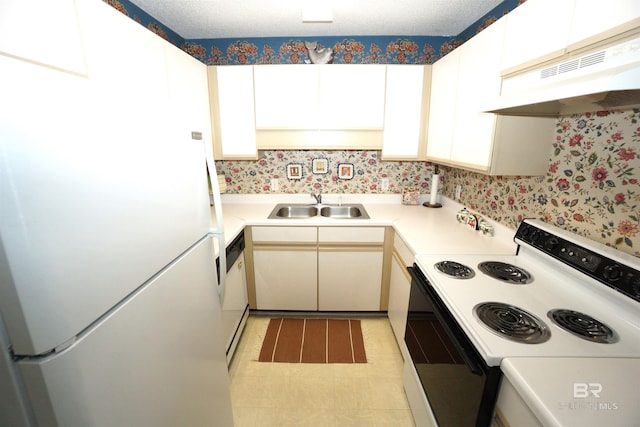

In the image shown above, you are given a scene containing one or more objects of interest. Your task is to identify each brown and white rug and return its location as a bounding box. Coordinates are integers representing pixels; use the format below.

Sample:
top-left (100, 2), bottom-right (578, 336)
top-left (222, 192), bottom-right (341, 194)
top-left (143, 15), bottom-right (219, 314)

top-left (258, 318), bottom-right (367, 363)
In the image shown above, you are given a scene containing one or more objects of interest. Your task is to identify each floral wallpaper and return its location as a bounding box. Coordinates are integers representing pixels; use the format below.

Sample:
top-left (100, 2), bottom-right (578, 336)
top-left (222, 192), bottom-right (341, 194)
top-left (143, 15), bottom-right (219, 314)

top-left (184, 36), bottom-right (449, 65)
top-left (441, 109), bottom-right (640, 257)
top-left (102, 0), bottom-right (183, 47)
top-left (215, 151), bottom-right (435, 195)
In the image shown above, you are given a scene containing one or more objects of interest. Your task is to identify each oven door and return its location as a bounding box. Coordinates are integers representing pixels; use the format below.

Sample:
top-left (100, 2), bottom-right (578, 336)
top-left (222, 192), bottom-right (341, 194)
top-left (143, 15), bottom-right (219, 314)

top-left (405, 265), bottom-right (501, 427)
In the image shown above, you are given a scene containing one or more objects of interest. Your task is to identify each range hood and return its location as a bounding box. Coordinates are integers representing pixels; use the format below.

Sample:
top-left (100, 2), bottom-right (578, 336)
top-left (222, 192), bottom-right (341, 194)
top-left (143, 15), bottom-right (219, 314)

top-left (485, 36), bottom-right (640, 116)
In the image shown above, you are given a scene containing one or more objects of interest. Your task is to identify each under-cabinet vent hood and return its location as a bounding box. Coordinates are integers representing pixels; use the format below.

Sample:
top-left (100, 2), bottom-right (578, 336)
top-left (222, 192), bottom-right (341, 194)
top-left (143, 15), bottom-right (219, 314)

top-left (486, 36), bottom-right (640, 116)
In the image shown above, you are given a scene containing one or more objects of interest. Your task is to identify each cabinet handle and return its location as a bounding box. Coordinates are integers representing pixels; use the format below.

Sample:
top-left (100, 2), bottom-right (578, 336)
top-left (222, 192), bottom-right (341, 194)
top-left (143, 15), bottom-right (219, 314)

top-left (237, 261), bottom-right (243, 270)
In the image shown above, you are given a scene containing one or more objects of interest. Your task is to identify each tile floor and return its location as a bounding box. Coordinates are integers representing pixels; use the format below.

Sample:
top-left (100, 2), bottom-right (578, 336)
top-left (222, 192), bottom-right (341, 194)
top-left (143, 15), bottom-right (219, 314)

top-left (228, 315), bottom-right (416, 427)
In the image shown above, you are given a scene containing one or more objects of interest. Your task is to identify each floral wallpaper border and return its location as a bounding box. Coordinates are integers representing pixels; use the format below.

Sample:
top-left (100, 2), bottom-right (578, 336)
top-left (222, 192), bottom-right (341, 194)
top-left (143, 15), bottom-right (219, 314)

top-left (104, 0), bottom-right (525, 65)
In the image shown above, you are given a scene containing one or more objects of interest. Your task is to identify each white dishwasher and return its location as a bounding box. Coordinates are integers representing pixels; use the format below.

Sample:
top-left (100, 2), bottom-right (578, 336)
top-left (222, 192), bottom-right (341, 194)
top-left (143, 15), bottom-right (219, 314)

top-left (217, 230), bottom-right (249, 365)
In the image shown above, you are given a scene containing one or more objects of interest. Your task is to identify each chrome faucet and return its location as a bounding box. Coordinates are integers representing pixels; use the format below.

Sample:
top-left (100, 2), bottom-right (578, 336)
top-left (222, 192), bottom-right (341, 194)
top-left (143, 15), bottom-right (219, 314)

top-left (311, 190), bottom-right (322, 205)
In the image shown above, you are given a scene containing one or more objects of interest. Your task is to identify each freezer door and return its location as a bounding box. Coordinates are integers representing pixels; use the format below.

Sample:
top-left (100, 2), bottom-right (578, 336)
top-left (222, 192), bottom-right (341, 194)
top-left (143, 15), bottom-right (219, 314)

top-left (0, 50), bottom-right (211, 356)
top-left (18, 237), bottom-right (233, 427)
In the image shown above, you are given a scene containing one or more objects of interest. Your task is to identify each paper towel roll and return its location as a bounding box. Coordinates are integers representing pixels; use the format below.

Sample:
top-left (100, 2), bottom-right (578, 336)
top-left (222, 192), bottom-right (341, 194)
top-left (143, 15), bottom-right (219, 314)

top-left (430, 174), bottom-right (439, 205)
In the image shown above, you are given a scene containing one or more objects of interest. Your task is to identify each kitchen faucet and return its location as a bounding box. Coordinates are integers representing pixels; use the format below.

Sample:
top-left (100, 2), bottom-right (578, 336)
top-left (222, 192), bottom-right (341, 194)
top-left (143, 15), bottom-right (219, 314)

top-left (311, 190), bottom-right (322, 205)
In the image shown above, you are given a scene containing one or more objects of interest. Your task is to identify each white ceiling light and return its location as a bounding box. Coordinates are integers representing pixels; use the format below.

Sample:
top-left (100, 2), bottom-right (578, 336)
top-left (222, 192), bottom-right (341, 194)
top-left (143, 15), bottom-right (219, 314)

top-left (302, 0), bottom-right (333, 23)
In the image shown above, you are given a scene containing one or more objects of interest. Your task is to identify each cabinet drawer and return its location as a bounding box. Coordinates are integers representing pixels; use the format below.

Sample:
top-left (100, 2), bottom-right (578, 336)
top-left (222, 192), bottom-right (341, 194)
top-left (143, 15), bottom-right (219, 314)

top-left (318, 227), bottom-right (384, 243)
top-left (251, 226), bottom-right (316, 243)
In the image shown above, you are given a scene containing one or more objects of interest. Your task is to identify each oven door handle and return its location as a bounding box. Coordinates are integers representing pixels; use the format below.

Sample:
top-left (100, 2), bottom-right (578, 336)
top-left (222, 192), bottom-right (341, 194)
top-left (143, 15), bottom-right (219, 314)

top-left (408, 266), bottom-right (485, 376)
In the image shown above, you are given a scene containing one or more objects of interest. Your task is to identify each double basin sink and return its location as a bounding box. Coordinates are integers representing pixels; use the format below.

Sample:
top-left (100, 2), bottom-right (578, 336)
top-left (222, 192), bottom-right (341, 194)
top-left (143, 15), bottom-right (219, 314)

top-left (268, 203), bottom-right (370, 219)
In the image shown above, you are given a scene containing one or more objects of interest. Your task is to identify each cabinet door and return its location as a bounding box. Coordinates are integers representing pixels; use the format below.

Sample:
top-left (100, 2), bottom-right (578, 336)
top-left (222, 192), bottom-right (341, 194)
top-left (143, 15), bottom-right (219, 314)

top-left (318, 65), bottom-right (386, 129)
top-left (382, 65), bottom-right (429, 160)
top-left (501, 0), bottom-right (575, 73)
top-left (0, 0), bottom-right (85, 75)
top-left (450, 18), bottom-right (505, 170)
top-left (210, 66), bottom-right (257, 159)
top-left (388, 253), bottom-right (411, 352)
top-left (253, 248), bottom-right (317, 310)
top-left (426, 48), bottom-right (460, 162)
top-left (318, 249), bottom-right (383, 311)
top-left (254, 64), bottom-right (319, 129)
top-left (568, 0), bottom-right (640, 50)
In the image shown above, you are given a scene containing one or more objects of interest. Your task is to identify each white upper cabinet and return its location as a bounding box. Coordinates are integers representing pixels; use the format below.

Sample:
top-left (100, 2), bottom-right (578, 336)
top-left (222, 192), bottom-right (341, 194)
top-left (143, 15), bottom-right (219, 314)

top-left (382, 65), bottom-right (431, 160)
top-left (0, 0), bottom-right (86, 75)
top-left (425, 48), bottom-right (460, 162)
top-left (568, 0), bottom-right (640, 50)
top-left (451, 19), bottom-right (505, 168)
top-left (501, 0), bottom-right (575, 73)
top-left (209, 66), bottom-right (258, 159)
top-left (253, 65), bottom-right (318, 129)
top-left (427, 18), bottom-right (555, 175)
top-left (318, 65), bottom-right (386, 129)
top-left (253, 64), bottom-right (386, 130)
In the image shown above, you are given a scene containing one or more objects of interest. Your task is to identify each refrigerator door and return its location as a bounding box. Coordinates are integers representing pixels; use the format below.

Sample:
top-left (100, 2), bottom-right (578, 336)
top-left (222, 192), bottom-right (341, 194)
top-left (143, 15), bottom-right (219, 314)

top-left (17, 237), bottom-right (233, 426)
top-left (0, 53), bottom-right (211, 356)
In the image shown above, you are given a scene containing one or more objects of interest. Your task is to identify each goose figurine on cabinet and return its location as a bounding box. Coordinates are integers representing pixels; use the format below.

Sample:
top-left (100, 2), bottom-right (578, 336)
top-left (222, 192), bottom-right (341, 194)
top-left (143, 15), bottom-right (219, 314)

top-left (304, 41), bottom-right (334, 64)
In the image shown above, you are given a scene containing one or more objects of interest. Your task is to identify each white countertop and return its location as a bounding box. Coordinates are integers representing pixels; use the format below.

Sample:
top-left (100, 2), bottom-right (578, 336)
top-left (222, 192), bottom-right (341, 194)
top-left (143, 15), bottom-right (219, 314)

top-left (212, 193), bottom-right (518, 256)
top-left (502, 358), bottom-right (640, 427)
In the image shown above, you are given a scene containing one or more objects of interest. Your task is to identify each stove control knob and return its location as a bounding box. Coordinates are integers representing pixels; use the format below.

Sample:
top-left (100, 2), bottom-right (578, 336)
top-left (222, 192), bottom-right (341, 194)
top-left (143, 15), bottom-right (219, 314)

top-left (531, 230), bottom-right (542, 243)
top-left (603, 264), bottom-right (622, 281)
top-left (544, 238), bottom-right (559, 251)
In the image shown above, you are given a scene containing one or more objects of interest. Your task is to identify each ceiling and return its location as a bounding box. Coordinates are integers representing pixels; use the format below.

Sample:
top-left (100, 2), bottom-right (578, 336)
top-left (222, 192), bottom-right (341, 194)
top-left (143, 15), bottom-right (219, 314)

top-left (128, 0), bottom-right (505, 40)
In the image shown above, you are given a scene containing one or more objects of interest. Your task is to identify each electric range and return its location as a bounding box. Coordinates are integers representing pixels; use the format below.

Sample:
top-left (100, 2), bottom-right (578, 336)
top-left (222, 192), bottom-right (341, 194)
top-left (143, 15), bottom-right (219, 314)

top-left (414, 218), bottom-right (640, 366)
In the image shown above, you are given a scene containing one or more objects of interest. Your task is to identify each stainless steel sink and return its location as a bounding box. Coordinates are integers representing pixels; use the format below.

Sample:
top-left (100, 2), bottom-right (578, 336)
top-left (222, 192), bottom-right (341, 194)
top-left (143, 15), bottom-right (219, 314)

top-left (320, 204), bottom-right (369, 219)
top-left (268, 204), bottom-right (318, 219)
top-left (267, 203), bottom-right (369, 219)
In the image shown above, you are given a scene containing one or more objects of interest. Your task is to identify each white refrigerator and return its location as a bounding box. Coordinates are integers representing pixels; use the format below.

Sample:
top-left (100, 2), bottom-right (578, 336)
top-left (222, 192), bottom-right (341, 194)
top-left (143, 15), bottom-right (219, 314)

top-left (0, 26), bottom-right (233, 427)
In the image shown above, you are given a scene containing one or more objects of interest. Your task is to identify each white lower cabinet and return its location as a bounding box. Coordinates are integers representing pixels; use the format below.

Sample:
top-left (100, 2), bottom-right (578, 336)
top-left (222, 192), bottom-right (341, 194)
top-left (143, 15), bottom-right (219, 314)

top-left (318, 249), bottom-right (383, 311)
top-left (493, 377), bottom-right (543, 427)
top-left (253, 248), bottom-right (318, 310)
top-left (251, 226), bottom-right (386, 311)
top-left (251, 227), bottom-right (317, 310)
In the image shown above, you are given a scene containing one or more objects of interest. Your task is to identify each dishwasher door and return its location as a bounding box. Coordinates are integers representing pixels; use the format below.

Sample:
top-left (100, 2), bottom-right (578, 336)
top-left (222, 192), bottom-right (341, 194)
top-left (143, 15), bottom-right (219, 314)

top-left (218, 231), bottom-right (249, 364)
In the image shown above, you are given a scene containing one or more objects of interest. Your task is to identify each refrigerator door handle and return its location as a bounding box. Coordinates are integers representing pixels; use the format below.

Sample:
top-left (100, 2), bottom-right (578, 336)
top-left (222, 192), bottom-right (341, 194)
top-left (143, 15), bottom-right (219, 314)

top-left (204, 141), bottom-right (226, 303)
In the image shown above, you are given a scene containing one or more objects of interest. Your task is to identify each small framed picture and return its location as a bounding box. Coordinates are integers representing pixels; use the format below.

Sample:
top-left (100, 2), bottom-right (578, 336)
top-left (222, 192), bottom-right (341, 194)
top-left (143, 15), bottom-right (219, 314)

top-left (312, 158), bottom-right (329, 174)
top-left (337, 163), bottom-right (354, 180)
top-left (286, 163), bottom-right (303, 180)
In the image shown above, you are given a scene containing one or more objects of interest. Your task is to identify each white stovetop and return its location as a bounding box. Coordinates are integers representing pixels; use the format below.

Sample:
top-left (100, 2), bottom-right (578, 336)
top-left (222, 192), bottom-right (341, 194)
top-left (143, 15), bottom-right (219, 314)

top-left (413, 251), bottom-right (640, 366)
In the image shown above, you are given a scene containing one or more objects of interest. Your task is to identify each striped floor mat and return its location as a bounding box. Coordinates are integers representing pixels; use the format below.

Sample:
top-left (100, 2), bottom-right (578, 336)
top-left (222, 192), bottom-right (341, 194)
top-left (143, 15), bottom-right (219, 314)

top-left (258, 318), bottom-right (367, 363)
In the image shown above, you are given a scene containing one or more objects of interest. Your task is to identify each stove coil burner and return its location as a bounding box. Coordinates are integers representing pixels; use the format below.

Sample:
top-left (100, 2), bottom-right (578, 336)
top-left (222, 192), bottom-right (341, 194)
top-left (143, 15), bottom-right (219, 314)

top-left (478, 261), bottom-right (533, 284)
top-left (548, 309), bottom-right (618, 344)
top-left (474, 302), bottom-right (550, 344)
top-left (434, 261), bottom-right (475, 279)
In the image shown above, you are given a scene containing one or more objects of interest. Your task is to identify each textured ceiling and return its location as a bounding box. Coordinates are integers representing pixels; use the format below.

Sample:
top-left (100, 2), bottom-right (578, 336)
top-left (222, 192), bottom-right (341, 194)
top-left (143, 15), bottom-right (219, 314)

top-left (127, 0), bottom-right (505, 39)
